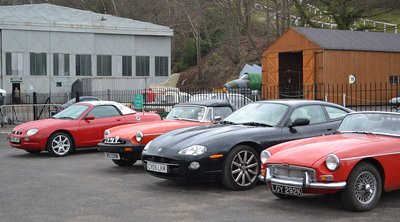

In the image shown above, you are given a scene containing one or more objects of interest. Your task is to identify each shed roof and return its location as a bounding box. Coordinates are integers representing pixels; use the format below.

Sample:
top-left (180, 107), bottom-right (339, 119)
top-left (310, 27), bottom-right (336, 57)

top-left (0, 3), bottom-right (173, 36)
top-left (293, 27), bottom-right (400, 53)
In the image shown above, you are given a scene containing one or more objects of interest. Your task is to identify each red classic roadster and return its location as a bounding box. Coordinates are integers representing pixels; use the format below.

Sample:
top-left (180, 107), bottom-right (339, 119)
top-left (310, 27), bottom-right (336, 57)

top-left (98, 99), bottom-right (236, 166)
top-left (260, 112), bottom-right (400, 211)
top-left (7, 101), bottom-right (160, 157)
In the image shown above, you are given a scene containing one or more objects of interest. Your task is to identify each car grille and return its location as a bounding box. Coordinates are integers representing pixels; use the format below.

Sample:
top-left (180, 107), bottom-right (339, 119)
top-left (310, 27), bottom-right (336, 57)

top-left (102, 138), bottom-right (127, 145)
top-left (143, 155), bottom-right (180, 165)
top-left (11, 131), bottom-right (22, 135)
top-left (268, 164), bottom-right (316, 181)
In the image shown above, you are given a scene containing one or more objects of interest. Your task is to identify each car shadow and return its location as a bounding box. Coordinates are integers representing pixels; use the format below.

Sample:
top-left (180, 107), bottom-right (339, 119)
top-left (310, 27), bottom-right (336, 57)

top-left (266, 190), bottom-right (400, 212)
top-left (146, 179), bottom-right (234, 193)
top-left (9, 147), bottom-right (100, 159)
top-left (98, 163), bottom-right (147, 175)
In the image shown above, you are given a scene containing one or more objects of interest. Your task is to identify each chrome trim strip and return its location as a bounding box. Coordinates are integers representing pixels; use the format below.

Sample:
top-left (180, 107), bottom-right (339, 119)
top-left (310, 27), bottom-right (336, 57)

top-left (265, 167), bottom-right (346, 189)
top-left (342, 151), bottom-right (400, 161)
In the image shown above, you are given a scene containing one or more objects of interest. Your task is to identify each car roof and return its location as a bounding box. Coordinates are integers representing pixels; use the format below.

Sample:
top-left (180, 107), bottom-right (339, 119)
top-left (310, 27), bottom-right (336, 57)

top-left (179, 99), bottom-right (236, 109)
top-left (77, 100), bottom-right (136, 115)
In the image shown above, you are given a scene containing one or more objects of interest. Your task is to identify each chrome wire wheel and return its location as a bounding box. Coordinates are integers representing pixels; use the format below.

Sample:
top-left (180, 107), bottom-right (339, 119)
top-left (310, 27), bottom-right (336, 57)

top-left (354, 171), bottom-right (377, 205)
top-left (230, 150), bottom-right (259, 187)
top-left (341, 162), bottom-right (382, 212)
top-left (51, 134), bottom-right (71, 156)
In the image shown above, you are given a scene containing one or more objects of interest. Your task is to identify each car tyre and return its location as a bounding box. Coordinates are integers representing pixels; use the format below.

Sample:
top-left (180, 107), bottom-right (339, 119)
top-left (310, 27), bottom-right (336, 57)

top-left (47, 132), bottom-right (74, 157)
top-left (340, 162), bottom-right (382, 212)
top-left (222, 145), bottom-right (260, 190)
top-left (112, 158), bottom-right (137, 167)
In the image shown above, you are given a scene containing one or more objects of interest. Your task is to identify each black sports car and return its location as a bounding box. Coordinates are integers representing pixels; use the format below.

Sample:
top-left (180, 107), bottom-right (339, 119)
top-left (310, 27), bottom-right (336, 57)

top-left (142, 100), bottom-right (352, 190)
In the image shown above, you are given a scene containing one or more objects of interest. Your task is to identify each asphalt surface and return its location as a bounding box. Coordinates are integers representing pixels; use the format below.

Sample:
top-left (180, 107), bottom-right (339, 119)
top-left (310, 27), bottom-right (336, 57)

top-left (0, 128), bottom-right (400, 222)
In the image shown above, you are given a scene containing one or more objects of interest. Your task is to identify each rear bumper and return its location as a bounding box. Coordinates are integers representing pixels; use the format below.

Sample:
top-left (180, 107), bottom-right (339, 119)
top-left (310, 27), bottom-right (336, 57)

top-left (259, 168), bottom-right (346, 190)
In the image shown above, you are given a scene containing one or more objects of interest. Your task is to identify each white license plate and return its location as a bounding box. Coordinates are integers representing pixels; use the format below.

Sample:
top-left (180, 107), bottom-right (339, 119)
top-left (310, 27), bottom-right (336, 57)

top-left (272, 184), bottom-right (303, 196)
top-left (105, 152), bottom-right (120, 160)
top-left (146, 161), bottom-right (168, 173)
top-left (9, 136), bottom-right (20, 143)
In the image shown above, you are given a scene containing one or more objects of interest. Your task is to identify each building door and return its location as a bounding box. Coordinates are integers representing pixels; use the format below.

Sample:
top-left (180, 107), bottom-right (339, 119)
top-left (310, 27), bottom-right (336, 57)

top-left (12, 83), bottom-right (20, 104)
top-left (278, 52), bottom-right (303, 98)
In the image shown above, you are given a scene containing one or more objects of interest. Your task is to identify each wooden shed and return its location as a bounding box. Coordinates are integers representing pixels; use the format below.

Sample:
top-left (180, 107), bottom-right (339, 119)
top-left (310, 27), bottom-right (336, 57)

top-left (261, 27), bottom-right (400, 104)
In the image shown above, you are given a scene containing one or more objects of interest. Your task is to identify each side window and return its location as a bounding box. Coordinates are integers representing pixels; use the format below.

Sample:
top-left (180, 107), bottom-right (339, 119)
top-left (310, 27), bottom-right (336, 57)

top-left (290, 105), bottom-right (327, 124)
top-left (325, 106), bottom-right (348, 120)
top-left (88, 105), bottom-right (121, 118)
top-left (212, 107), bottom-right (234, 120)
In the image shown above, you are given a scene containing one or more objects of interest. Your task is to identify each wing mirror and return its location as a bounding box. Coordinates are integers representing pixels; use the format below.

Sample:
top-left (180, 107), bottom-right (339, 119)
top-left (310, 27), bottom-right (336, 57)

top-left (213, 116), bottom-right (222, 122)
top-left (290, 118), bottom-right (310, 127)
top-left (85, 115), bottom-right (95, 121)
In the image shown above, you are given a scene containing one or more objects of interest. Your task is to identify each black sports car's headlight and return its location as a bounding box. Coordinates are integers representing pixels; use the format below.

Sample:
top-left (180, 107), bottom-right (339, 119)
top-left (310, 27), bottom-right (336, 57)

top-left (178, 145), bottom-right (207, 156)
top-left (260, 150), bottom-right (271, 164)
top-left (143, 141), bottom-right (152, 151)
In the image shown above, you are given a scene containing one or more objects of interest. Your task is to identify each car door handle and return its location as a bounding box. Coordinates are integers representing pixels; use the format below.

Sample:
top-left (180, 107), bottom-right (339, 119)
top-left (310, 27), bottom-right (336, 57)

top-left (326, 128), bottom-right (333, 131)
top-left (116, 119), bottom-right (121, 121)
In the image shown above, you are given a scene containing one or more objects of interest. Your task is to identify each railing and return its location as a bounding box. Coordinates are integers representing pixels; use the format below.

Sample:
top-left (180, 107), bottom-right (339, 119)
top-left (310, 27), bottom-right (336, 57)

top-left (263, 83), bottom-right (400, 112)
top-left (254, 3), bottom-right (398, 33)
top-left (0, 104), bottom-right (61, 125)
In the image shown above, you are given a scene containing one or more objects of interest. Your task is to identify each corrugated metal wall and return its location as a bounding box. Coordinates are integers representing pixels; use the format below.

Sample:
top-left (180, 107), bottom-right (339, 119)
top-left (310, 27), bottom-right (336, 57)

top-left (1, 29), bottom-right (170, 97)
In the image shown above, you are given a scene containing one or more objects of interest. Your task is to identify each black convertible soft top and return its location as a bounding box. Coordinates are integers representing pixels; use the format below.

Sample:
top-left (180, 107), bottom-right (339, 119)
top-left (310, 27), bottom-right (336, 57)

top-left (178, 99), bottom-right (237, 110)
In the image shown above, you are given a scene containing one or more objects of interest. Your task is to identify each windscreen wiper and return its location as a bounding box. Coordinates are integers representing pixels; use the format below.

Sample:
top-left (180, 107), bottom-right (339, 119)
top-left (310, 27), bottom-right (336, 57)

top-left (58, 116), bottom-right (75, 120)
top-left (219, 120), bottom-right (237, 125)
top-left (340, 130), bottom-right (376, 136)
top-left (241, 122), bottom-right (272, 127)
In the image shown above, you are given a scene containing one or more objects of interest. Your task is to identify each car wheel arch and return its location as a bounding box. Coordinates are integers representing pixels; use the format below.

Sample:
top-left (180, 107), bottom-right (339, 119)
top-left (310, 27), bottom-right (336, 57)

top-left (358, 158), bottom-right (385, 189)
top-left (344, 158), bottom-right (385, 189)
top-left (233, 141), bottom-right (264, 154)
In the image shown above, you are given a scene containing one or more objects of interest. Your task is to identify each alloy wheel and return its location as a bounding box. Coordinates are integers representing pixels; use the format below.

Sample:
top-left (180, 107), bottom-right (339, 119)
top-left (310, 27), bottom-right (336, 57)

top-left (51, 134), bottom-right (71, 156)
top-left (230, 150), bottom-right (259, 187)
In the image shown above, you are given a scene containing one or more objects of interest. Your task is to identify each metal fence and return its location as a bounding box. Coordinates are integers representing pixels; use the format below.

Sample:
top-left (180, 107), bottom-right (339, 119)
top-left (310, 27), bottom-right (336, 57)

top-left (264, 83), bottom-right (400, 112)
top-left (2, 83), bottom-right (400, 125)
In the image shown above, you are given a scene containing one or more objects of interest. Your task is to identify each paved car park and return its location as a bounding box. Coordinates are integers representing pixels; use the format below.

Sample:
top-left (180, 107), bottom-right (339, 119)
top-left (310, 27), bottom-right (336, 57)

top-left (0, 131), bottom-right (400, 222)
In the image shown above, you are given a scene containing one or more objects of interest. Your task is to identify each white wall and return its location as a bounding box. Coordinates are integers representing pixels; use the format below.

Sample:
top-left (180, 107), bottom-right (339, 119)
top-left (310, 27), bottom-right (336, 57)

top-left (1, 30), bottom-right (171, 96)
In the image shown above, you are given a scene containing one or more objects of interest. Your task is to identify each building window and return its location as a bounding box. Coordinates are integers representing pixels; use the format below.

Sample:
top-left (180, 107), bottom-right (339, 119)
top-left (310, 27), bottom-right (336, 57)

top-left (122, 56), bottom-right (132, 76)
top-left (53, 53), bottom-right (70, 76)
top-left (390, 76), bottom-right (400, 84)
top-left (6, 52), bottom-right (24, 76)
top-left (97, 55), bottom-right (112, 76)
top-left (155, 56), bottom-right (168, 76)
top-left (136, 56), bottom-right (149, 76)
top-left (76, 54), bottom-right (92, 76)
top-left (30, 52), bottom-right (47, 76)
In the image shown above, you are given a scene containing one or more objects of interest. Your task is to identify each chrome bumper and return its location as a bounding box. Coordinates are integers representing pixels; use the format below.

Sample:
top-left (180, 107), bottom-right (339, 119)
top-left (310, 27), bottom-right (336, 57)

top-left (259, 168), bottom-right (346, 189)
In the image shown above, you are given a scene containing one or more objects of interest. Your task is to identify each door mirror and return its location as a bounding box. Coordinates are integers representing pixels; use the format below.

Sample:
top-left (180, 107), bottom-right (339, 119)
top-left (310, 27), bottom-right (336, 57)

top-left (85, 115), bottom-right (95, 121)
top-left (213, 116), bottom-right (222, 122)
top-left (291, 118), bottom-right (310, 127)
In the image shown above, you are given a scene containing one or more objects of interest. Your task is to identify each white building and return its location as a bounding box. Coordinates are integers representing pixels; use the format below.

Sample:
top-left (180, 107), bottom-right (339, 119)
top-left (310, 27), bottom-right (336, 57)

top-left (0, 4), bottom-right (173, 102)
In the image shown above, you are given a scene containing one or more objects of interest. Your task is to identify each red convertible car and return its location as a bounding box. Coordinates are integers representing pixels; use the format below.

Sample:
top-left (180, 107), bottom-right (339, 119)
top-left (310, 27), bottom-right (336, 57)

top-left (260, 112), bottom-right (400, 211)
top-left (7, 101), bottom-right (160, 157)
top-left (98, 99), bottom-right (236, 166)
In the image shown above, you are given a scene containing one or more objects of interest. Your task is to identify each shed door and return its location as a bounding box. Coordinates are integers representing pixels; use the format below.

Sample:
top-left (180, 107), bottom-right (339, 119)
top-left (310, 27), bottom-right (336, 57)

top-left (264, 53), bottom-right (279, 99)
top-left (303, 50), bottom-right (316, 100)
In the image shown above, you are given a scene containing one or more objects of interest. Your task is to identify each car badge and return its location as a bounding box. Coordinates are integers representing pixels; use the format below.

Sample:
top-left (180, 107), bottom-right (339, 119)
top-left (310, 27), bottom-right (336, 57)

top-left (157, 147), bottom-right (163, 152)
top-left (136, 116), bottom-right (141, 121)
top-left (281, 164), bottom-right (289, 175)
